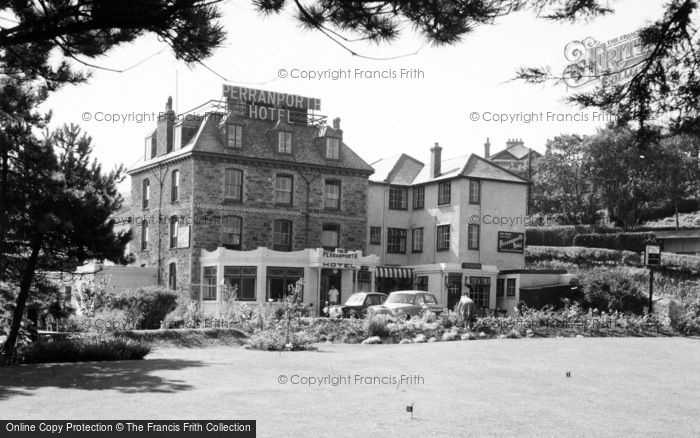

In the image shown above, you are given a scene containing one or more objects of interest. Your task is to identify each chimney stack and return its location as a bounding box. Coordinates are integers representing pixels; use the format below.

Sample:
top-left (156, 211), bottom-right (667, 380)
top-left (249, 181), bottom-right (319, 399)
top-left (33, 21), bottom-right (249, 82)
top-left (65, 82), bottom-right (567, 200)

top-left (430, 142), bottom-right (442, 178)
top-left (506, 138), bottom-right (524, 149)
top-left (484, 137), bottom-right (491, 159)
top-left (157, 96), bottom-right (175, 154)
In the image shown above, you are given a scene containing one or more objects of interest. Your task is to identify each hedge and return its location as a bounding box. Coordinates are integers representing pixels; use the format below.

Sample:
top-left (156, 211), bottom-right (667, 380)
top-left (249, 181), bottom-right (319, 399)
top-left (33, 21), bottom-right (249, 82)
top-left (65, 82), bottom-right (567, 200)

top-left (660, 253), bottom-right (700, 274)
top-left (526, 226), bottom-right (618, 247)
top-left (108, 286), bottom-right (179, 330)
top-left (526, 246), bottom-right (700, 276)
top-left (573, 232), bottom-right (659, 252)
top-left (639, 199), bottom-right (700, 223)
top-left (19, 336), bottom-right (151, 364)
top-left (525, 246), bottom-right (642, 266)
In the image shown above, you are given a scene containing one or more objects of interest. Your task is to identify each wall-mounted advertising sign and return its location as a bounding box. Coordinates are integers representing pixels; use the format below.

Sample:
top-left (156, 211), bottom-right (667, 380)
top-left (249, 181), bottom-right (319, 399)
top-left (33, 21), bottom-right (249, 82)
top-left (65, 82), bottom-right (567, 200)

top-left (497, 231), bottom-right (524, 253)
top-left (222, 85), bottom-right (321, 124)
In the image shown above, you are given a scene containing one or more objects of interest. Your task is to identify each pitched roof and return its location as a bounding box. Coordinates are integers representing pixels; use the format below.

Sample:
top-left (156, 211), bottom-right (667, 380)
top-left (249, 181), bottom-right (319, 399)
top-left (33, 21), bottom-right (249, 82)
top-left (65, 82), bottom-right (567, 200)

top-left (129, 107), bottom-right (374, 174)
top-left (371, 153), bottom-right (529, 186)
top-left (412, 155), bottom-right (470, 185)
top-left (463, 154), bottom-right (529, 184)
top-left (490, 143), bottom-right (542, 161)
top-left (370, 154), bottom-right (424, 184)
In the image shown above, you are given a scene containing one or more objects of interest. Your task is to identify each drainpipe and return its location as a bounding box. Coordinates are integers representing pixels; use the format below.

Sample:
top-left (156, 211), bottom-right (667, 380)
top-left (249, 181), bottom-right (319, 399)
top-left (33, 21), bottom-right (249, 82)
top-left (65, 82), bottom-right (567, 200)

top-left (156, 165), bottom-right (169, 284)
top-left (382, 185), bottom-right (389, 265)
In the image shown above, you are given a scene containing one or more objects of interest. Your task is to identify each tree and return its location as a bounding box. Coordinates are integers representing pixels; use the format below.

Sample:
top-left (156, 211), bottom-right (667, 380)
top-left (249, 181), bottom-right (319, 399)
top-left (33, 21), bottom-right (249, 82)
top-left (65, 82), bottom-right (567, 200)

top-left (1, 124), bottom-right (130, 362)
top-left (0, 0), bottom-right (225, 86)
top-left (531, 134), bottom-right (599, 224)
top-left (255, 1), bottom-right (610, 51)
top-left (656, 134), bottom-right (700, 228)
top-left (586, 127), bottom-right (664, 229)
top-left (519, 0), bottom-right (700, 142)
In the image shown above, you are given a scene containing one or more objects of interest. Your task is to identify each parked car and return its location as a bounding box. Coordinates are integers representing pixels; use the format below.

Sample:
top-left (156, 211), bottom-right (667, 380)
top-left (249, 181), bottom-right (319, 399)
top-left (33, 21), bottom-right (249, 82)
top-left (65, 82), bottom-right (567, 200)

top-left (329, 292), bottom-right (387, 318)
top-left (368, 291), bottom-right (445, 318)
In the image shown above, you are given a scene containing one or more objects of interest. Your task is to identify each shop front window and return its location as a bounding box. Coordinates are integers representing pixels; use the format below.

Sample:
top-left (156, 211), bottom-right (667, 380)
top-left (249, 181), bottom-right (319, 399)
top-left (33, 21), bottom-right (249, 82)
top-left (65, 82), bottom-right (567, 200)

top-left (267, 267), bottom-right (304, 301)
top-left (224, 266), bottom-right (257, 301)
top-left (469, 277), bottom-right (491, 308)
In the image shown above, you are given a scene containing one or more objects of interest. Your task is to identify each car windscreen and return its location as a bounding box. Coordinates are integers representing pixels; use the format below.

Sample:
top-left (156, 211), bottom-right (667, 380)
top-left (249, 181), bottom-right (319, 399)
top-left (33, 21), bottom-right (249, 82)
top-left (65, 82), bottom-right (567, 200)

top-left (344, 294), bottom-right (365, 306)
top-left (365, 295), bottom-right (384, 306)
top-left (386, 293), bottom-right (415, 304)
top-left (423, 294), bottom-right (437, 304)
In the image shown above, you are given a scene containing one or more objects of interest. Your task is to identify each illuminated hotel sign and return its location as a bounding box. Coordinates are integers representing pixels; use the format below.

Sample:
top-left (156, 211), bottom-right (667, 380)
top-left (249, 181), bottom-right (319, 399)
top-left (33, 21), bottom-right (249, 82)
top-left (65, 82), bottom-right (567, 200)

top-left (222, 85), bottom-right (321, 124)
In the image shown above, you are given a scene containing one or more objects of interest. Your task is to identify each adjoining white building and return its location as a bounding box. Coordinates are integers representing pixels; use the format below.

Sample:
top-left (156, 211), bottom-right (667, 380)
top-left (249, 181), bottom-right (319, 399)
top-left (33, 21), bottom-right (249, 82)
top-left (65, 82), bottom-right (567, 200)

top-left (367, 143), bottom-right (573, 314)
top-left (199, 247), bottom-right (378, 316)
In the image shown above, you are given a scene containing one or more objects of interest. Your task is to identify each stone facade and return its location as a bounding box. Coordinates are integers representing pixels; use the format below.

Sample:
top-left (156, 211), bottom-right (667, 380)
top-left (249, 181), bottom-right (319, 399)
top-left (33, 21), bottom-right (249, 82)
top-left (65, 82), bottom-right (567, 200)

top-left (128, 95), bottom-right (373, 297)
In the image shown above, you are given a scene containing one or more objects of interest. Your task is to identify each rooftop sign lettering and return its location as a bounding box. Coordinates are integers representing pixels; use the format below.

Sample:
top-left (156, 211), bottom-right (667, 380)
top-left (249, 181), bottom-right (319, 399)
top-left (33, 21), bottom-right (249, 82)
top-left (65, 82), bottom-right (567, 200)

top-left (222, 85), bottom-right (321, 111)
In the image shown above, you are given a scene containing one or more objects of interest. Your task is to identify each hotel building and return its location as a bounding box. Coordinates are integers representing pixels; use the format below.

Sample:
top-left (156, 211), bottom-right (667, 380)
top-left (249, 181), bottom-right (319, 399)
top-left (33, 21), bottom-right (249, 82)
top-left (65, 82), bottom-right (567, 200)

top-left (367, 144), bottom-right (572, 313)
top-left (127, 87), bottom-right (573, 316)
top-left (127, 87), bottom-right (378, 315)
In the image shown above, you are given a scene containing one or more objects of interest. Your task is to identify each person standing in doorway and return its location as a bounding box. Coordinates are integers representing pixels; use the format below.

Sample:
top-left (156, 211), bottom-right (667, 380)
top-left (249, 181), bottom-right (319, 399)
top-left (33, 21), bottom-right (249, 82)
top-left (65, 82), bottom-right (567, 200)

top-left (328, 284), bottom-right (339, 305)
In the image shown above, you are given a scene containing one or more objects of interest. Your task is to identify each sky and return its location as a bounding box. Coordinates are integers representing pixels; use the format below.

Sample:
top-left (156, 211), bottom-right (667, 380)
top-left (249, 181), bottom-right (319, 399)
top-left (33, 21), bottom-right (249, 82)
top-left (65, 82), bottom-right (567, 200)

top-left (36, 0), bottom-right (667, 194)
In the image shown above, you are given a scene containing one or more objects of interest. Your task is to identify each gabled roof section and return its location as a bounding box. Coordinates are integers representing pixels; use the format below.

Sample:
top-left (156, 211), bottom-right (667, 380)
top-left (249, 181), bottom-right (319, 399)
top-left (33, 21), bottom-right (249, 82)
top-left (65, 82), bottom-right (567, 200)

top-left (412, 155), bottom-right (470, 185)
top-left (489, 149), bottom-right (519, 161)
top-left (372, 153), bottom-right (529, 186)
top-left (370, 154), bottom-right (424, 184)
top-left (463, 154), bottom-right (529, 184)
top-left (490, 143), bottom-right (542, 161)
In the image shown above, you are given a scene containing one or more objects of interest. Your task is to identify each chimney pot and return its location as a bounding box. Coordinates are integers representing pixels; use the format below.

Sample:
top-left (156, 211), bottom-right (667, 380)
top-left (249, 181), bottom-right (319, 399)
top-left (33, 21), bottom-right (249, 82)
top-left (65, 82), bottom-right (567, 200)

top-left (484, 137), bottom-right (491, 159)
top-left (332, 117), bottom-right (341, 130)
top-left (430, 142), bottom-right (442, 178)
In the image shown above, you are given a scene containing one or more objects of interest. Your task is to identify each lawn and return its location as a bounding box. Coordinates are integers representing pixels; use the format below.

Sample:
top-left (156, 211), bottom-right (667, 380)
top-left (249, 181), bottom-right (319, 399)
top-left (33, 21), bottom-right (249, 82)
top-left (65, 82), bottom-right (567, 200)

top-left (1, 337), bottom-right (699, 437)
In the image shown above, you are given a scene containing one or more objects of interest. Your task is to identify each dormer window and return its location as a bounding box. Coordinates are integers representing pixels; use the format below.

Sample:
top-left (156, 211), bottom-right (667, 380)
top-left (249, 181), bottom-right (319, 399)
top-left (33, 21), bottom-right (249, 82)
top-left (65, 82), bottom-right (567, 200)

top-left (173, 124), bottom-right (197, 151)
top-left (172, 125), bottom-right (181, 153)
top-left (278, 131), bottom-right (292, 154)
top-left (145, 134), bottom-right (156, 159)
top-left (326, 137), bottom-right (340, 159)
top-left (227, 124), bottom-right (243, 149)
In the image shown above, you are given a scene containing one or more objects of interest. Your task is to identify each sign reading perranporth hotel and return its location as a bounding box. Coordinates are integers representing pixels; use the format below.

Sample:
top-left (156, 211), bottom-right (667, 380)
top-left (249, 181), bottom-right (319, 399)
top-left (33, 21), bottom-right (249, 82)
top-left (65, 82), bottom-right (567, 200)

top-left (223, 84), bottom-right (321, 125)
top-left (497, 231), bottom-right (524, 253)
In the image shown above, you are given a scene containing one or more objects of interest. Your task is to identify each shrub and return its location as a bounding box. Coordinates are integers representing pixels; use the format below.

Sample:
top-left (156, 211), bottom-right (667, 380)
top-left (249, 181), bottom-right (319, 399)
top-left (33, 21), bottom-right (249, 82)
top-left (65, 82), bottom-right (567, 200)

top-left (364, 314), bottom-right (392, 338)
top-left (573, 232), bottom-right (659, 252)
top-left (580, 269), bottom-right (649, 314)
top-left (108, 286), bottom-right (178, 330)
top-left (246, 329), bottom-right (312, 351)
top-left (245, 279), bottom-right (313, 351)
top-left (162, 290), bottom-right (205, 329)
top-left (441, 330), bottom-right (459, 342)
top-left (362, 336), bottom-right (382, 344)
top-left (439, 311), bottom-right (458, 330)
top-left (669, 297), bottom-right (700, 335)
top-left (413, 333), bottom-right (427, 343)
top-left (19, 336), bottom-right (151, 364)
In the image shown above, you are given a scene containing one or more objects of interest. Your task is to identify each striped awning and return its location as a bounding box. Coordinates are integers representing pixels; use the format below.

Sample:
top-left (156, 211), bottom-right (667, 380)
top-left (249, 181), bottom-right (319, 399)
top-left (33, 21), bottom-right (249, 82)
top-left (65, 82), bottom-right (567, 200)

top-left (375, 266), bottom-right (414, 279)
